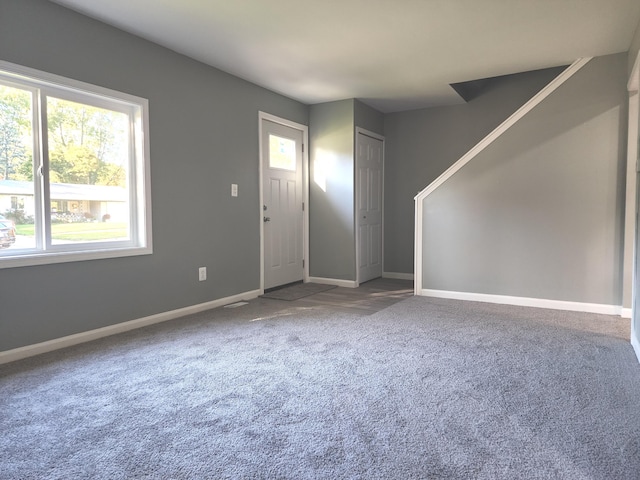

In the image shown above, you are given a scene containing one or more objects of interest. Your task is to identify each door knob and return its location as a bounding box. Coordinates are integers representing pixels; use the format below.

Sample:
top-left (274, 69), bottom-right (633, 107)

top-left (263, 216), bottom-right (271, 222)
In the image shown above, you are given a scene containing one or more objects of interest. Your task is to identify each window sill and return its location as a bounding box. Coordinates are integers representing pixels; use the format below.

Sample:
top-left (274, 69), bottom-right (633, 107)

top-left (0, 245), bottom-right (152, 269)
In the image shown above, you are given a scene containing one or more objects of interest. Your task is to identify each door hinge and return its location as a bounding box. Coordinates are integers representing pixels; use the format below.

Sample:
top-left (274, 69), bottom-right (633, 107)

top-left (302, 202), bottom-right (305, 211)
top-left (302, 143), bottom-right (304, 153)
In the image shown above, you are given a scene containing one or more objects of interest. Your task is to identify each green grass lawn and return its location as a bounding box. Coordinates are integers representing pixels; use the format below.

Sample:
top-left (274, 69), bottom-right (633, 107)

top-left (16, 223), bottom-right (128, 241)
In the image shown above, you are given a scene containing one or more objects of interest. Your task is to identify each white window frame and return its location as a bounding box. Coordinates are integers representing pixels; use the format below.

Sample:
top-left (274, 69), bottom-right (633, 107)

top-left (0, 61), bottom-right (152, 269)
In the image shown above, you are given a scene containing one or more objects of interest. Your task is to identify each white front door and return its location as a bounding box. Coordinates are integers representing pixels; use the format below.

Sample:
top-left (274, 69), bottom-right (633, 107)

top-left (356, 130), bottom-right (384, 283)
top-left (262, 118), bottom-right (304, 290)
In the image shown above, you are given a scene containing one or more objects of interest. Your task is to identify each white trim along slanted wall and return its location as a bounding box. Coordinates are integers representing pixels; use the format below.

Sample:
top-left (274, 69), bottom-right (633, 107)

top-left (413, 57), bottom-right (600, 313)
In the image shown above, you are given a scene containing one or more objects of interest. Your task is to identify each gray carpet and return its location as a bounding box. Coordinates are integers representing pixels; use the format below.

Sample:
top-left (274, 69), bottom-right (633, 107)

top-left (261, 282), bottom-right (337, 301)
top-left (1, 296), bottom-right (639, 479)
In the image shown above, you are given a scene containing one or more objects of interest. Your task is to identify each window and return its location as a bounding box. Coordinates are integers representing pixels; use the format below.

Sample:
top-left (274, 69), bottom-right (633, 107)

top-left (10, 196), bottom-right (24, 211)
top-left (268, 134), bottom-right (297, 171)
top-left (0, 61), bottom-right (151, 268)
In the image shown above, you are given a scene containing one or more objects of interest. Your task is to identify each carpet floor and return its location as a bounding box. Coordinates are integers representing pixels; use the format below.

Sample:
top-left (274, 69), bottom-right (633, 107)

top-left (1, 295), bottom-right (639, 479)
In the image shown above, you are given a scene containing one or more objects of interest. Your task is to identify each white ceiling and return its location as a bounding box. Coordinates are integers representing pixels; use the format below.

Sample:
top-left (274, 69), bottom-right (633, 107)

top-left (49, 0), bottom-right (640, 112)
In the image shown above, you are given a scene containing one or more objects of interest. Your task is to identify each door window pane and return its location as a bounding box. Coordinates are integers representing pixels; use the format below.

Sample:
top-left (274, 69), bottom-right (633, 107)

top-left (269, 134), bottom-right (296, 171)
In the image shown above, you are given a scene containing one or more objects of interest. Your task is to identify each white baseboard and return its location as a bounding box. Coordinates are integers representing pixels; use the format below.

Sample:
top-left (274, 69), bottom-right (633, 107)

top-left (0, 289), bottom-right (261, 365)
top-left (382, 272), bottom-right (414, 281)
top-left (308, 276), bottom-right (358, 288)
top-left (632, 325), bottom-right (640, 364)
top-left (621, 307), bottom-right (632, 319)
top-left (420, 289), bottom-right (622, 316)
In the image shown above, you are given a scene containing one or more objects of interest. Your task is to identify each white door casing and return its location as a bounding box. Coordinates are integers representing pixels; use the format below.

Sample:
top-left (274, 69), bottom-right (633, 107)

top-left (356, 128), bottom-right (384, 283)
top-left (259, 113), bottom-right (308, 291)
top-left (628, 50), bottom-right (640, 362)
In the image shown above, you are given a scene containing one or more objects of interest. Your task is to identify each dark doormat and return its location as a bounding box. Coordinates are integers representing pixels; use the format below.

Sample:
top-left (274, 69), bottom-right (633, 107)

top-left (261, 283), bottom-right (337, 301)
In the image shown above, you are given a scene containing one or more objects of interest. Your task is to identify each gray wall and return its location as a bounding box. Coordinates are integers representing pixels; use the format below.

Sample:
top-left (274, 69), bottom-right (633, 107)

top-left (307, 99), bottom-right (384, 282)
top-left (384, 66), bottom-right (566, 274)
top-left (354, 99), bottom-right (384, 136)
top-left (0, 0), bottom-right (308, 351)
top-left (421, 53), bottom-right (628, 305)
top-left (309, 100), bottom-right (356, 280)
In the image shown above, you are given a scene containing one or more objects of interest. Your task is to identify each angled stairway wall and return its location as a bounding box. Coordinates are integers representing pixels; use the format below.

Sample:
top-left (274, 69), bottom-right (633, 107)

top-left (414, 53), bottom-right (629, 314)
top-left (384, 66), bottom-right (569, 275)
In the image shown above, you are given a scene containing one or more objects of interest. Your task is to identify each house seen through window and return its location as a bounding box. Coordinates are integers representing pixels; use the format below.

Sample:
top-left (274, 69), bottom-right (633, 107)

top-left (0, 62), bottom-right (151, 267)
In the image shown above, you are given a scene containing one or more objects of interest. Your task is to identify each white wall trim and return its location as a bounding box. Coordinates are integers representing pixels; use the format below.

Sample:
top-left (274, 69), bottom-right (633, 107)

top-left (308, 276), bottom-right (358, 288)
top-left (627, 50), bottom-right (640, 359)
top-left (258, 112), bottom-right (310, 293)
top-left (414, 57), bottom-right (592, 295)
top-left (414, 192), bottom-right (423, 295)
top-left (623, 90), bottom-right (638, 309)
top-left (621, 307), bottom-right (633, 319)
top-left (421, 289), bottom-right (622, 316)
top-left (632, 323), bottom-right (640, 364)
top-left (382, 271), bottom-right (414, 281)
top-left (623, 46), bottom-right (640, 311)
top-left (0, 289), bottom-right (261, 365)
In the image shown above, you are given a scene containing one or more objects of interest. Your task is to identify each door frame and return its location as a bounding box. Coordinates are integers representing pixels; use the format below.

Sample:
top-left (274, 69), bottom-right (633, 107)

top-left (355, 127), bottom-right (385, 285)
top-left (258, 111), bottom-right (309, 293)
top-left (628, 50), bottom-right (640, 362)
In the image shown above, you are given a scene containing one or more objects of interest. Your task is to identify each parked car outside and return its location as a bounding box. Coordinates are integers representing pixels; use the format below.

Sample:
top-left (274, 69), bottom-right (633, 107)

top-left (0, 220), bottom-right (16, 248)
top-left (0, 214), bottom-right (15, 228)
